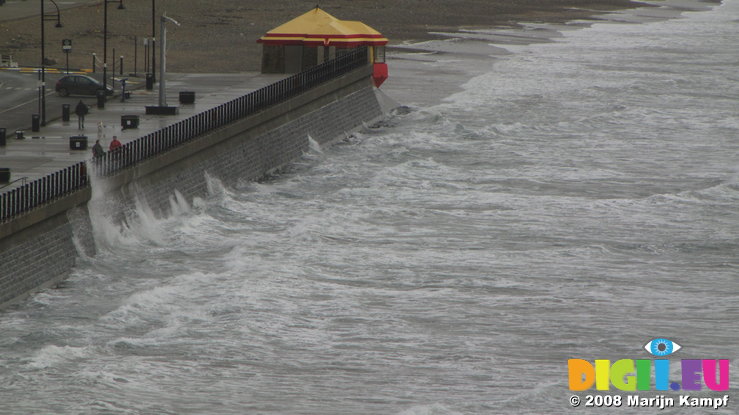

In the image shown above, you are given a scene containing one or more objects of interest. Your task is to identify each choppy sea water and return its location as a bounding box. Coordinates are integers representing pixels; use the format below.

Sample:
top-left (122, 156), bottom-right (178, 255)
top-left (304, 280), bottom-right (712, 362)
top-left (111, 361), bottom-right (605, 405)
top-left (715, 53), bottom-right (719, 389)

top-left (1, 1), bottom-right (738, 414)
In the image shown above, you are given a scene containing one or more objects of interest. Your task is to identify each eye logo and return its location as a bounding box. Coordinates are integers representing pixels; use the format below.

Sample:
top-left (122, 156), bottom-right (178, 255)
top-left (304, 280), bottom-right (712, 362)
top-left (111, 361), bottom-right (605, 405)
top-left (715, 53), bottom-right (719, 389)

top-left (568, 339), bottom-right (730, 392)
top-left (644, 338), bottom-right (681, 357)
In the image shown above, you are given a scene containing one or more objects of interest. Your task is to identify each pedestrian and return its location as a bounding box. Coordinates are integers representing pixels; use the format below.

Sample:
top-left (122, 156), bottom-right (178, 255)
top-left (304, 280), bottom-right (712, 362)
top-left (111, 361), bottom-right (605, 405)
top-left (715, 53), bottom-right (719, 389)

top-left (92, 139), bottom-right (104, 158)
top-left (109, 135), bottom-right (123, 168)
top-left (109, 136), bottom-right (122, 152)
top-left (97, 121), bottom-right (106, 142)
top-left (74, 100), bottom-right (88, 130)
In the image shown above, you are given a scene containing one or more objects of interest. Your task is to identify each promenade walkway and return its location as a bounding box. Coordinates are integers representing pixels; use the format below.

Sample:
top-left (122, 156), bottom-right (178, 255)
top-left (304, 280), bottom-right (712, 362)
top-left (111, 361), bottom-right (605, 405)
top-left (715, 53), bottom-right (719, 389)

top-left (0, 72), bottom-right (284, 191)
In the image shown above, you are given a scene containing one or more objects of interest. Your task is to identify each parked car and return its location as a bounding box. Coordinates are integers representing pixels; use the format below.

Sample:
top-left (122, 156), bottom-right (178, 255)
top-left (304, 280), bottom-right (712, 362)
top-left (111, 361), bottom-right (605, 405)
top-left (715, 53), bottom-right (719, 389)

top-left (55, 75), bottom-right (113, 97)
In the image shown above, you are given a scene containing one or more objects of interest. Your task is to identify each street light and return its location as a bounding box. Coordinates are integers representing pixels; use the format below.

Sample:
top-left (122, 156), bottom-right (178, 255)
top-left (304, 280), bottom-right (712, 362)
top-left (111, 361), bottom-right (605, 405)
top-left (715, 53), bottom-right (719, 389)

top-left (151, 0), bottom-right (156, 83)
top-left (39, 0), bottom-right (62, 127)
top-left (102, 0), bottom-right (125, 97)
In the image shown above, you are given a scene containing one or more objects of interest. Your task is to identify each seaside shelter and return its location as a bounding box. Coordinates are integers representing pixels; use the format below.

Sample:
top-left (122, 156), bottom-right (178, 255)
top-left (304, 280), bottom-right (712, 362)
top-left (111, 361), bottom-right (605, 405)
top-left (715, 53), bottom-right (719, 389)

top-left (257, 7), bottom-right (389, 87)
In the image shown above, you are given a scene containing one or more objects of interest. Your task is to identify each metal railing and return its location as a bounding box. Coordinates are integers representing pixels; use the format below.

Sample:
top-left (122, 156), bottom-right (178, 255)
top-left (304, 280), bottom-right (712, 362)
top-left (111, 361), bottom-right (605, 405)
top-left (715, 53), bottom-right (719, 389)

top-left (0, 162), bottom-right (88, 222)
top-left (0, 48), bottom-right (369, 224)
top-left (0, 176), bottom-right (28, 190)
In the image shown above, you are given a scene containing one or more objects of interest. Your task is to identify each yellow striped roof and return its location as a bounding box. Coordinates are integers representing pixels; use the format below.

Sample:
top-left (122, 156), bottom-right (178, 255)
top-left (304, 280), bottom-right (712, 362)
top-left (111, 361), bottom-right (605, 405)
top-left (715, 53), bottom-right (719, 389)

top-left (258, 8), bottom-right (388, 46)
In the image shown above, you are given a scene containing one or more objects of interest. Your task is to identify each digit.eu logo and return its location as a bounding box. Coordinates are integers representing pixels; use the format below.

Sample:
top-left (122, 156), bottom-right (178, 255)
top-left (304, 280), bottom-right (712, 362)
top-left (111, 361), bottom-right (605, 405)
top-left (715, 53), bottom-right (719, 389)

top-left (568, 339), bottom-right (730, 391)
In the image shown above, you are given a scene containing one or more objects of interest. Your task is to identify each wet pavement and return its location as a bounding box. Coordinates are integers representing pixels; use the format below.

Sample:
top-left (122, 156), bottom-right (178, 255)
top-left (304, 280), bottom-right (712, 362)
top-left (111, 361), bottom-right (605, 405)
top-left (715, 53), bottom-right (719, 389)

top-left (0, 72), bottom-right (284, 190)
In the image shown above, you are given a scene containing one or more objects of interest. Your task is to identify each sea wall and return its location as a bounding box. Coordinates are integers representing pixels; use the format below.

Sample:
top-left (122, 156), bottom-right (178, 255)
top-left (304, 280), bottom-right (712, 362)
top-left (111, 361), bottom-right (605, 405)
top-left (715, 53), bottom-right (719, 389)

top-left (0, 65), bottom-right (382, 308)
top-left (103, 67), bottom-right (381, 218)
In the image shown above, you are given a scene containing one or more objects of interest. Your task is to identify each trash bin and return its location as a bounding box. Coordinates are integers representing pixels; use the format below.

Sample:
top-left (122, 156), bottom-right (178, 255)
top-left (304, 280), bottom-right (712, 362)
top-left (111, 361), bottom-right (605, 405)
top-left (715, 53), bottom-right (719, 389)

top-left (31, 114), bottom-right (40, 132)
top-left (0, 128), bottom-right (5, 147)
top-left (121, 114), bottom-right (140, 130)
top-left (179, 91), bottom-right (195, 104)
top-left (96, 89), bottom-right (106, 109)
top-left (62, 104), bottom-right (70, 122)
top-left (69, 135), bottom-right (88, 150)
top-left (0, 168), bottom-right (10, 184)
top-left (15, 130), bottom-right (24, 140)
top-left (145, 73), bottom-right (154, 90)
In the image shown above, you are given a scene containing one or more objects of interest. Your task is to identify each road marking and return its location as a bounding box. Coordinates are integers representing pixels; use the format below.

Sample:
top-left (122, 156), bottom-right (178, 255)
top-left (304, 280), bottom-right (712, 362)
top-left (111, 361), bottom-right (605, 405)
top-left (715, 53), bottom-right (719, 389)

top-left (0, 89), bottom-right (58, 115)
top-left (1, 67), bottom-right (88, 75)
top-left (1, 86), bottom-right (35, 91)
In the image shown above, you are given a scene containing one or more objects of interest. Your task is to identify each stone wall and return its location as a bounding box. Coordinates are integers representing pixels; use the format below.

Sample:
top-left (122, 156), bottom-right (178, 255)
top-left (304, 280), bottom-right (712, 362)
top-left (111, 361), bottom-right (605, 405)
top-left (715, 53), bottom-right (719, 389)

top-left (0, 204), bottom-right (95, 309)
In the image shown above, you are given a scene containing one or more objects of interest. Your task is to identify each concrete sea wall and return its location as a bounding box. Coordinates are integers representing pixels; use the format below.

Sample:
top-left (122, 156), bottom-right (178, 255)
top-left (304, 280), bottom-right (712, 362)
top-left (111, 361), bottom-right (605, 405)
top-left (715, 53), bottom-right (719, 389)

top-left (0, 65), bottom-right (383, 308)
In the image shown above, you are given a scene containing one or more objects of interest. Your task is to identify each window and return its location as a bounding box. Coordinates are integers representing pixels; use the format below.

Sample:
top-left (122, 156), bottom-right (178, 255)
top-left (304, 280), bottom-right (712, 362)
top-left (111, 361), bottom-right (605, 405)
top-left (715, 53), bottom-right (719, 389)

top-left (374, 46), bottom-right (385, 63)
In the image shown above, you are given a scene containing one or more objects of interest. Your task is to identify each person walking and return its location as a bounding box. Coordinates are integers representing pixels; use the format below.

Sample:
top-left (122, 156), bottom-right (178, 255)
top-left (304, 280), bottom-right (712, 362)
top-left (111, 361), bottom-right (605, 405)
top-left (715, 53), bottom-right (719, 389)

top-left (74, 100), bottom-right (88, 130)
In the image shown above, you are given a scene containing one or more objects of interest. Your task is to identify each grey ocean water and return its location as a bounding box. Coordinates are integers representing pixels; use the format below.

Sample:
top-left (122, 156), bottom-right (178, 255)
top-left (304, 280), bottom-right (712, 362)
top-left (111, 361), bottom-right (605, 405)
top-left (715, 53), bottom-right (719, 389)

top-left (1, 1), bottom-right (737, 414)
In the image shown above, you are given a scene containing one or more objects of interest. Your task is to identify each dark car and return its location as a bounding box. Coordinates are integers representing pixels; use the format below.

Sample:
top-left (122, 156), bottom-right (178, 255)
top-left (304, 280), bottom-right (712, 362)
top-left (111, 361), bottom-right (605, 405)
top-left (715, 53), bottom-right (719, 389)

top-left (55, 75), bottom-right (113, 97)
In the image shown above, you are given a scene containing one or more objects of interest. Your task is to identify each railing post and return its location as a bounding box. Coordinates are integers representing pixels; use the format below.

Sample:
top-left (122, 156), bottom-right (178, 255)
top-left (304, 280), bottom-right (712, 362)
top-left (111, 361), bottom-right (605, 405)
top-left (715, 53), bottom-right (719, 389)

top-left (51, 172), bottom-right (56, 199)
top-left (20, 184), bottom-right (27, 213)
top-left (29, 181), bottom-right (35, 209)
top-left (34, 180), bottom-right (40, 208)
top-left (25, 183), bottom-right (31, 212)
top-left (61, 168), bottom-right (67, 195)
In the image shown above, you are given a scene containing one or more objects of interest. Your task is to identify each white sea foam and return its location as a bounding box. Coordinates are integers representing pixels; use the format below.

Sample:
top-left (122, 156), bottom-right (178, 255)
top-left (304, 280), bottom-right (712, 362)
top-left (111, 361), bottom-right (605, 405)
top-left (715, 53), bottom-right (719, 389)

top-left (396, 404), bottom-right (463, 415)
top-left (307, 134), bottom-right (323, 155)
top-left (27, 345), bottom-right (90, 369)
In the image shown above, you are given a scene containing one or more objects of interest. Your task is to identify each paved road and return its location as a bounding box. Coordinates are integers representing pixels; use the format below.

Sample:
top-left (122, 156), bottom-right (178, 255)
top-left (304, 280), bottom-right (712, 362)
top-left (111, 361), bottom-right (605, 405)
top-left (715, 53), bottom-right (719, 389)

top-left (0, 0), bottom-right (99, 22)
top-left (0, 71), bottom-right (37, 113)
top-left (0, 71), bottom-right (100, 133)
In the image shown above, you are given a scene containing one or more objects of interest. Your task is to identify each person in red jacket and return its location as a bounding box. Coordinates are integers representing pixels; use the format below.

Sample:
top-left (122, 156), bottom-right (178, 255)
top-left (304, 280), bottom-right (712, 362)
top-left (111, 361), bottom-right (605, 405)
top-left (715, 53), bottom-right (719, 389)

top-left (108, 136), bottom-right (123, 166)
top-left (109, 136), bottom-right (122, 152)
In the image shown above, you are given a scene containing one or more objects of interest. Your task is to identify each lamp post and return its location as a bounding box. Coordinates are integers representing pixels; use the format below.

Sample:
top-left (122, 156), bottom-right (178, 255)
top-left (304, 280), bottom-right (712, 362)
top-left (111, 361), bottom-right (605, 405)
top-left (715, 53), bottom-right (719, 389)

top-left (39, 0), bottom-right (62, 127)
top-left (151, 0), bottom-right (156, 83)
top-left (158, 14), bottom-right (179, 107)
top-left (102, 0), bottom-right (125, 96)
top-left (145, 13), bottom-right (178, 115)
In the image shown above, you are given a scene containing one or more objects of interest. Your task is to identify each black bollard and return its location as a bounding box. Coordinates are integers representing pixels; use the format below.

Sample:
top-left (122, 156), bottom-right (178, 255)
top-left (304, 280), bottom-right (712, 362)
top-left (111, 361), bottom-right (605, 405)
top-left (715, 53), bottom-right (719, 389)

top-left (96, 89), bottom-right (106, 109)
top-left (0, 168), bottom-right (10, 184)
top-left (31, 114), bottom-right (40, 132)
top-left (62, 104), bottom-right (70, 122)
